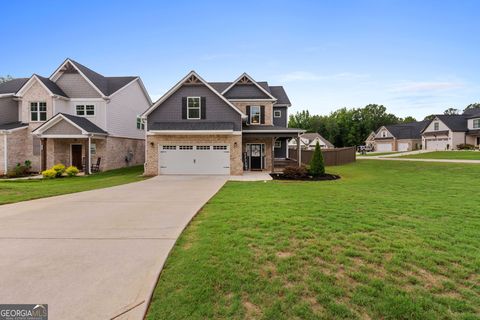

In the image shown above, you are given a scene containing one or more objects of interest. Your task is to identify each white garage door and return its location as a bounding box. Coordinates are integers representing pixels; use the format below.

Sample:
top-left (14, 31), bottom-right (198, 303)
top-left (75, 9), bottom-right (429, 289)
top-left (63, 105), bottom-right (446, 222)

top-left (376, 143), bottom-right (392, 152)
top-left (425, 138), bottom-right (448, 151)
top-left (398, 142), bottom-right (409, 152)
top-left (159, 145), bottom-right (230, 175)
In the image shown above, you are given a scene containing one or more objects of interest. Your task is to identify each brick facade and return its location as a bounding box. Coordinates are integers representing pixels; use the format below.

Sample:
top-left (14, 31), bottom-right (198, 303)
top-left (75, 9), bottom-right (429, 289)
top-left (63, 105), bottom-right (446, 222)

top-left (242, 136), bottom-right (274, 172)
top-left (144, 134), bottom-right (243, 176)
top-left (230, 101), bottom-right (274, 125)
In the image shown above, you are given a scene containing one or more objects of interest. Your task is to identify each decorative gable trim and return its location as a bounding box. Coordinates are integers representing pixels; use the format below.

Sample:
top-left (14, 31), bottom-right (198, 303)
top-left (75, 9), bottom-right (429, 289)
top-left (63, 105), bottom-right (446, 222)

top-left (49, 58), bottom-right (106, 98)
top-left (32, 113), bottom-right (89, 135)
top-left (15, 75), bottom-right (54, 98)
top-left (375, 126), bottom-right (394, 139)
top-left (221, 73), bottom-right (277, 101)
top-left (141, 71), bottom-right (247, 118)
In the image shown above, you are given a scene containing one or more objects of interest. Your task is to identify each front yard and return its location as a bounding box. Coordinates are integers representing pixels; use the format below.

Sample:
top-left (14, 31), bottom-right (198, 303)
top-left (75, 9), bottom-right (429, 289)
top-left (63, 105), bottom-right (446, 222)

top-left (0, 165), bottom-right (146, 205)
top-left (147, 160), bottom-right (480, 320)
top-left (400, 151), bottom-right (480, 160)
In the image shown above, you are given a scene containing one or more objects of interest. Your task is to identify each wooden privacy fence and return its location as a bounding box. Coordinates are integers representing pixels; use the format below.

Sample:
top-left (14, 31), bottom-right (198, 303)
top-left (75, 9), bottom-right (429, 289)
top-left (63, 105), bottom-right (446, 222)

top-left (288, 147), bottom-right (356, 166)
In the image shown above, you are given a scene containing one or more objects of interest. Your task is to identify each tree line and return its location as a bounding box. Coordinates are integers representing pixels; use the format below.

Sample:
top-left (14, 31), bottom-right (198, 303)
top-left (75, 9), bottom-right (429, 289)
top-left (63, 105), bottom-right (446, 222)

top-left (288, 103), bottom-right (480, 147)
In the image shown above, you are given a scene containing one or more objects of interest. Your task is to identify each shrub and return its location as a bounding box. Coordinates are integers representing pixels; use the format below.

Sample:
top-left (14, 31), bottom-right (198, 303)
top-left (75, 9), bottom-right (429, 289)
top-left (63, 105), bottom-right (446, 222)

top-left (309, 141), bottom-right (325, 177)
top-left (65, 166), bottom-right (80, 177)
top-left (457, 143), bottom-right (475, 150)
top-left (52, 164), bottom-right (66, 177)
top-left (24, 160), bottom-right (32, 171)
top-left (42, 169), bottom-right (57, 179)
top-left (14, 164), bottom-right (28, 177)
top-left (283, 165), bottom-right (309, 179)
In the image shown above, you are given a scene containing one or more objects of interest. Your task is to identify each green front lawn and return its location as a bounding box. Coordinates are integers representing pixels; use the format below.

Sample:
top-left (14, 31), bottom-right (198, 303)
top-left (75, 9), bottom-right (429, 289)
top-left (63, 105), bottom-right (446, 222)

top-left (0, 165), bottom-right (146, 205)
top-left (147, 160), bottom-right (480, 320)
top-left (400, 151), bottom-right (480, 160)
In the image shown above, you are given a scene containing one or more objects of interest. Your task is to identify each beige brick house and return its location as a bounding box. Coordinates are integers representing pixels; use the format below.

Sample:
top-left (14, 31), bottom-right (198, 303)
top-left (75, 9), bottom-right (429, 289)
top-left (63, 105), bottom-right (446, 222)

top-left (0, 59), bottom-right (151, 175)
top-left (141, 71), bottom-right (304, 175)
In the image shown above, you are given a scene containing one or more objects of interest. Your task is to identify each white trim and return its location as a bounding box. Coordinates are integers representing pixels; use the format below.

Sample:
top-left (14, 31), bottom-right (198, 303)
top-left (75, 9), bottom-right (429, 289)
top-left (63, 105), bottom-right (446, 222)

top-left (245, 143), bottom-right (266, 170)
top-left (29, 101), bottom-right (48, 122)
top-left (274, 110), bottom-right (282, 118)
top-left (69, 98), bottom-right (104, 102)
top-left (49, 59), bottom-right (106, 98)
top-left (274, 103), bottom-right (291, 107)
top-left (228, 98), bottom-right (277, 102)
top-left (87, 137), bottom-right (92, 174)
top-left (250, 106), bottom-right (261, 124)
top-left (3, 134), bottom-right (7, 174)
top-left (147, 130), bottom-right (239, 135)
top-left (0, 126), bottom-right (28, 134)
top-left (0, 93), bottom-right (14, 98)
top-left (243, 129), bottom-right (305, 133)
top-left (75, 104), bottom-right (96, 117)
top-left (141, 71), bottom-right (246, 118)
top-left (221, 73), bottom-right (277, 100)
top-left (37, 134), bottom-right (107, 139)
top-left (15, 75), bottom-right (57, 97)
top-left (186, 96), bottom-right (201, 120)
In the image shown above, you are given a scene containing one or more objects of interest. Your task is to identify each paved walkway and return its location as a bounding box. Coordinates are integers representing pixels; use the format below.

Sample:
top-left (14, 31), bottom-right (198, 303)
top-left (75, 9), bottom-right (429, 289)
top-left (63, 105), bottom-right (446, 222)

top-left (357, 156), bottom-right (480, 164)
top-left (0, 175), bottom-right (227, 320)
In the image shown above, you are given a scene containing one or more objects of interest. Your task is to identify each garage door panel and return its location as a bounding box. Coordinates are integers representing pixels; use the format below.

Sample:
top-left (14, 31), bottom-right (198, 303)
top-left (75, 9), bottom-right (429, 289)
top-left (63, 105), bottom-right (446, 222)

top-left (398, 142), bottom-right (409, 152)
top-left (376, 143), bottom-right (392, 152)
top-left (426, 138), bottom-right (448, 151)
top-left (159, 145), bottom-right (230, 175)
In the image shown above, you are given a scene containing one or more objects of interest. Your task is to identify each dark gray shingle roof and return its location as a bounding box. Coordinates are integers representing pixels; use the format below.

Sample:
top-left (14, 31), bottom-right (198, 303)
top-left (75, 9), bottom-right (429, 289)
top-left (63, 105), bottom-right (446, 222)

top-left (69, 59), bottom-right (137, 96)
top-left (242, 124), bottom-right (304, 132)
top-left (462, 107), bottom-right (480, 116)
top-left (435, 115), bottom-right (469, 132)
top-left (150, 122), bottom-right (235, 131)
top-left (209, 81), bottom-right (291, 105)
top-left (385, 120), bottom-right (430, 139)
top-left (60, 113), bottom-right (108, 134)
top-left (0, 122), bottom-right (28, 130)
top-left (0, 78), bottom-right (29, 94)
top-left (36, 75), bottom-right (68, 97)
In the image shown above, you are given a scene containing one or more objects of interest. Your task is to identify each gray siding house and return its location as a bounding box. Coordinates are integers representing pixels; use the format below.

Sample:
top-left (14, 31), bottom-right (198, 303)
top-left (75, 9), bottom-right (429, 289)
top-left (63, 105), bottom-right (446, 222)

top-left (0, 58), bottom-right (151, 175)
top-left (142, 71), bottom-right (304, 175)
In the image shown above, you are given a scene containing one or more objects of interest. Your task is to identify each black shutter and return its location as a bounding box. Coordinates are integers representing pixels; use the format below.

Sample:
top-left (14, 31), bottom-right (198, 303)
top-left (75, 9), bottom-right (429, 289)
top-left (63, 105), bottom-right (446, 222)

top-left (182, 97), bottom-right (187, 119)
top-left (201, 97), bottom-right (206, 119)
top-left (260, 106), bottom-right (265, 124)
top-left (246, 105), bottom-right (251, 124)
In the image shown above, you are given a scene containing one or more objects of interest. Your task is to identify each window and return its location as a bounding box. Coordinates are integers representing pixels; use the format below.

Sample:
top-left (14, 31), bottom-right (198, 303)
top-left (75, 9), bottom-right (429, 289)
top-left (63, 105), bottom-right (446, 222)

top-left (473, 119), bottom-right (480, 129)
top-left (30, 102), bottom-right (47, 121)
top-left (76, 105), bottom-right (95, 116)
top-left (381, 131), bottom-right (387, 138)
top-left (213, 145), bottom-right (228, 150)
top-left (179, 145), bottom-right (194, 150)
top-left (136, 117), bottom-right (145, 130)
top-left (250, 106), bottom-right (261, 124)
top-left (196, 146), bottom-right (210, 150)
top-left (162, 146), bottom-right (176, 150)
top-left (274, 141), bottom-right (281, 148)
top-left (434, 122), bottom-right (439, 131)
top-left (90, 143), bottom-right (96, 155)
top-left (187, 97), bottom-right (201, 119)
top-left (274, 110), bottom-right (282, 118)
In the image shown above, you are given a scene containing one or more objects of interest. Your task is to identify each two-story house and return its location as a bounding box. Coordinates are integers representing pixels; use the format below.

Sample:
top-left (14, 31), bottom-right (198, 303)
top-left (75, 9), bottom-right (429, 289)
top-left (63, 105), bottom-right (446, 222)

top-left (141, 71), bottom-right (304, 175)
top-left (421, 108), bottom-right (480, 150)
top-left (0, 58), bottom-right (151, 175)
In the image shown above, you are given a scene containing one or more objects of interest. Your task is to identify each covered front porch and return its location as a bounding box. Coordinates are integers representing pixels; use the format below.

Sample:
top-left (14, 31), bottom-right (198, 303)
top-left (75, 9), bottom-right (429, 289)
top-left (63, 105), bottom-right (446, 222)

top-left (32, 113), bottom-right (108, 174)
top-left (242, 125), bottom-right (305, 173)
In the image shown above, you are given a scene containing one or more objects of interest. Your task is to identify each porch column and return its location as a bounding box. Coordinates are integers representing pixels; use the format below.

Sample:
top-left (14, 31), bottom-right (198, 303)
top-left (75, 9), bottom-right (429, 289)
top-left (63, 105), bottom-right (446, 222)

top-left (296, 136), bottom-right (302, 166)
top-left (272, 137), bottom-right (277, 173)
top-left (86, 137), bottom-right (91, 175)
top-left (41, 138), bottom-right (47, 171)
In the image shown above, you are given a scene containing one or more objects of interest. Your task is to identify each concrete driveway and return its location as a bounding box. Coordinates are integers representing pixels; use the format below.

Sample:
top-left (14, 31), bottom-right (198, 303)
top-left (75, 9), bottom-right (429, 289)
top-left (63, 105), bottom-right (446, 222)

top-left (0, 175), bottom-right (227, 319)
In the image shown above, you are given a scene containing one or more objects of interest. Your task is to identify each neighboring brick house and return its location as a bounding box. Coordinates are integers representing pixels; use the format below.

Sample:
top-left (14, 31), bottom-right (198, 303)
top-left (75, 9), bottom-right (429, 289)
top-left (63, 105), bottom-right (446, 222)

top-left (421, 108), bottom-right (480, 150)
top-left (370, 121), bottom-right (429, 152)
top-left (141, 71), bottom-right (304, 175)
top-left (0, 58), bottom-right (151, 175)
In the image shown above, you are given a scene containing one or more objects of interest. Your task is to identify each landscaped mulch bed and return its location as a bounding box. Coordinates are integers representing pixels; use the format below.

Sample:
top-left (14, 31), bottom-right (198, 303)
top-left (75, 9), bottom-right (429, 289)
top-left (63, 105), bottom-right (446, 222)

top-left (270, 172), bottom-right (340, 181)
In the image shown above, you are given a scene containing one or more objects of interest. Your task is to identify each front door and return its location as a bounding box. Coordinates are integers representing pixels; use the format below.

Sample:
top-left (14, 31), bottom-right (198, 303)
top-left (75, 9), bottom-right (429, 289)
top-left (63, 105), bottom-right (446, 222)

top-left (477, 137), bottom-right (480, 146)
top-left (250, 144), bottom-right (262, 170)
top-left (71, 144), bottom-right (83, 170)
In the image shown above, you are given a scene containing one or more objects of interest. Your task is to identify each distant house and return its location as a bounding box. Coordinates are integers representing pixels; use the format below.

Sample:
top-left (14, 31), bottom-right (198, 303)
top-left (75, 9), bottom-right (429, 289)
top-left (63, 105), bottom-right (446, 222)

top-left (288, 132), bottom-right (334, 150)
top-left (364, 131), bottom-right (376, 149)
top-left (371, 121), bottom-right (429, 152)
top-left (421, 108), bottom-right (480, 150)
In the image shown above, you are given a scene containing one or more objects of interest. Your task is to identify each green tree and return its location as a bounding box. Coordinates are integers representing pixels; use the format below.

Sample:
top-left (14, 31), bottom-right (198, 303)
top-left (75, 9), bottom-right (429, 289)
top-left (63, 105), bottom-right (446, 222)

top-left (464, 103), bottom-right (480, 111)
top-left (424, 114), bottom-right (436, 121)
top-left (288, 110), bottom-right (312, 130)
top-left (401, 116), bottom-right (417, 123)
top-left (0, 75), bottom-right (13, 84)
top-left (444, 107), bottom-right (460, 115)
top-left (309, 141), bottom-right (325, 176)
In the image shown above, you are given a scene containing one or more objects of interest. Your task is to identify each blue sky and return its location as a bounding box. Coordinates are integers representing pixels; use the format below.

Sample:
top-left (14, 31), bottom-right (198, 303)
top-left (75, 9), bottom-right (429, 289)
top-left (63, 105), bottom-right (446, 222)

top-left (1, 0), bottom-right (479, 119)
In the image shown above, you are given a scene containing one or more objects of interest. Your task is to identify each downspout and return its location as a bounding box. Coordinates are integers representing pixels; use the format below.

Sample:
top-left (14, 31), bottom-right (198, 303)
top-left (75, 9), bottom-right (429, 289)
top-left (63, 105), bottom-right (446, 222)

top-left (3, 133), bottom-right (7, 174)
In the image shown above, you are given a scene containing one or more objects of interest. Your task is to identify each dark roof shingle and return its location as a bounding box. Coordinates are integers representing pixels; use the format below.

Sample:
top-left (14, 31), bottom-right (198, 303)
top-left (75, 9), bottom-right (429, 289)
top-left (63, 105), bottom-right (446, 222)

top-left (36, 75), bottom-right (68, 97)
top-left (150, 122), bottom-right (235, 131)
top-left (385, 120), bottom-right (430, 139)
top-left (60, 113), bottom-right (108, 134)
top-left (0, 78), bottom-right (29, 94)
top-left (0, 122), bottom-right (28, 130)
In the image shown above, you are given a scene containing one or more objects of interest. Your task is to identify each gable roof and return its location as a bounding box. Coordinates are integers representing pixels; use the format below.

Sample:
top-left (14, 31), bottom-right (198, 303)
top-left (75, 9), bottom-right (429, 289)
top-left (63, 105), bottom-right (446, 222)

top-left (0, 122), bottom-right (29, 131)
top-left (384, 120), bottom-right (430, 139)
top-left (209, 82), bottom-right (291, 106)
top-left (50, 58), bottom-right (141, 97)
top-left (221, 73), bottom-right (277, 100)
top-left (300, 133), bottom-right (334, 148)
top-left (141, 71), bottom-right (246, 118)
top-left (0, 78), bottom-right (30, 95)
top-left (32, 113), bottom-right (107, 135)
top-left (35, 75), bottom-right (68, 97)
top-left (433, 115), bottom-right (469, 132)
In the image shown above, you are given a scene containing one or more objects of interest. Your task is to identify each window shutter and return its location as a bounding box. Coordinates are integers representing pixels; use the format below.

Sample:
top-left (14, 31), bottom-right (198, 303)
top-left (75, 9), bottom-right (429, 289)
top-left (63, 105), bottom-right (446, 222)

top-left (260, 106), bottom-right (265, 124)
top-left (246, 105), bottom-right (251, 124)
top-left (201, 97), bottom-right (206, 119)
top-left (182, 97), bottom-right (187, 119)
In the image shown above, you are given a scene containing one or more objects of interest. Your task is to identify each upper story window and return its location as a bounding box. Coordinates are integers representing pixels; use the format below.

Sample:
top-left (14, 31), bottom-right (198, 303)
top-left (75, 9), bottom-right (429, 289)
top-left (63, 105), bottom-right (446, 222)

top-left (30, 102), bottom-right (47, 122)
top-left (136, 116), bottom-right (145, 130)
top-left (187, 97), bottom-right (201, 119)
top-left (250, 106), bottom-right (261, 124)
top-left (274, 110), bottom-right (282, 118)
top-left (434, 122), bottom-right (439, 131)
top-left (76, 105), bottom-right (95, 116)
top-left (381, 131), bottom-right (387, 138)
top-left (473, 119), bottom-right (480, 129)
